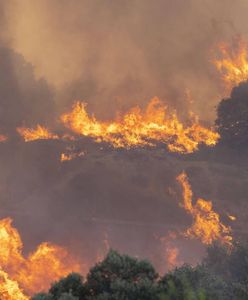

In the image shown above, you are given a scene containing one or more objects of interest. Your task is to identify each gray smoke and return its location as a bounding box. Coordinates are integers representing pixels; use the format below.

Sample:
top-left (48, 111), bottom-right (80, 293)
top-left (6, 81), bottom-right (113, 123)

top-left (0, 0), bottom-right (247, 274)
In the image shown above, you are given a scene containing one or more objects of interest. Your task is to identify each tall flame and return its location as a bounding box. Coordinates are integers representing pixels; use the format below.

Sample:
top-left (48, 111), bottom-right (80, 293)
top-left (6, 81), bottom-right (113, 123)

top-left (61, 97), bottom-right (219, 154)
top-left (0, 218), bottom-right (81, 299)
top-left (213, 36), bottom-right (248, 89)
top-left (177, 172), bottom-right (232, 246)
top-left (17, 125), bottom-right (58, 142)
top-left (0, 269), bottom-right (28, 300)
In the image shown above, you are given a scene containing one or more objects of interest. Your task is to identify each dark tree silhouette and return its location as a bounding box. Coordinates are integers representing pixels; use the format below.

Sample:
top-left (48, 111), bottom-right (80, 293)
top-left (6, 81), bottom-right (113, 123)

top-left (216, 81), bottom-right (248, 147)
top-left (86, 249), bottom-right (159, 300)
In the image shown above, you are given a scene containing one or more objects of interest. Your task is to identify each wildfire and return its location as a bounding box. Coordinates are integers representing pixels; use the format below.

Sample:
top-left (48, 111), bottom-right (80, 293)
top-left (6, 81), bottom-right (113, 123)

top-left (61, 97), bottom-right (219, 154)
top-left (213, 36), bottom-right (248, 89)
top-left (177, 172), bottom-right (232, 246)
top-left (17, 125), bottom-right (58, 142)
top-left (60, 151), bottom-right (85, 162)
top-left (0, 218), bottom-right (81, 299)
top-left (0, 270), bottom-right (28, 300)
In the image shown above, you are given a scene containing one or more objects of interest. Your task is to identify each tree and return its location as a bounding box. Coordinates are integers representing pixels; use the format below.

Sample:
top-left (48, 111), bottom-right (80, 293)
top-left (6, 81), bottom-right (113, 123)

top-left (203, 243), bottom-right (230, 279)
top-left (204, 241), bottom-right (248, 299)
top-left (49, 273), bottom-right (85, 300)
top-left (216, 81), bottom-right (248, 147)
top-left (58, 294), bottom-right (79, 300)
top-left (159, 264), bottom-right (227, 300)
top-left (32, 293), bottom-right (53, 300)
top-left (85, 249), bottom-right (159, 300)
top-left (32, 273), bottom-right (85, 300)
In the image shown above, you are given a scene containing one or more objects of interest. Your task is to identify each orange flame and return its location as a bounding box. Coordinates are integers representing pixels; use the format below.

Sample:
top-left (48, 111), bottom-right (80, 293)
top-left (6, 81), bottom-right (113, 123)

top-left (213, 36), bottom-right (248, 89)
top-left (0, 269), bottom-right (28, 300)
top-left (177, 172), bottom-right (232, 246)
top-left (17, 125), bottom-right (58, 142)
top-left (61, 97), bottom-right (219, 154)
top-left (0, 218), bottom-right (81, 299)
top-left (60, 151), bottom-right (85, 162)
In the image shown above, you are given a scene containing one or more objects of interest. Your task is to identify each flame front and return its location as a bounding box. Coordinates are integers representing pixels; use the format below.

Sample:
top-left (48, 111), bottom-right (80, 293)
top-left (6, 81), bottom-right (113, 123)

top-left (213, 36), bottom-right (248, 89)
top-left (177, 172), bottom-right (232, 245)
top-left (17, 125), bottom-right (58, 142)
top-left (0, 218), bottom-right (81, 299)
top-left (61, 97), bottom-right (219, 154)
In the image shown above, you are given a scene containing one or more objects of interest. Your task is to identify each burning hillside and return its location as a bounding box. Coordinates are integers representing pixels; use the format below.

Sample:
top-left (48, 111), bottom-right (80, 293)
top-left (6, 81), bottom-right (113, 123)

top-left (1, 1), bottom-right (248, 299)
top-left (17, 126), bottom-right (58, 142)
top-left (61, 98), bottom-right (219, 154)
top-left (177, 172), bottom-right (233, 246)
top-left (16, 97), bottom-right (219, 156)
top-left (0, 167), bottom-right (236, 298)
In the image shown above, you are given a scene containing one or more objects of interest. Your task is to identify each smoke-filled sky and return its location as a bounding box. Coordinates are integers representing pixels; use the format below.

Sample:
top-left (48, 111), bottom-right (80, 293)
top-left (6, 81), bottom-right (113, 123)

top-left (1, 0), bottom-right (248, 278)
top-left (2, 0), bottom-right (248, 121)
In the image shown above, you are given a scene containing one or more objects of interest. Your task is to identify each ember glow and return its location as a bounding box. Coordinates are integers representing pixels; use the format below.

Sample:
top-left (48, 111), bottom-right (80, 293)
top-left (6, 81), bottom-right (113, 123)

top-left (227, 214), bottom-right (236, 221)
top-left (0, 135), bottom-right (8, 143)
top-left (17, 125), bottom-right (58, 142)
top-left (213, 37), bottom-right (248, 89)
top-left (0, 218), bottom-right (81, 299)
top-left (60, 151), bottom-right (85, 162)
top-left (61, 97), bottom-right (219, 154)
top-left (177, 172), bottom-right (232, 246)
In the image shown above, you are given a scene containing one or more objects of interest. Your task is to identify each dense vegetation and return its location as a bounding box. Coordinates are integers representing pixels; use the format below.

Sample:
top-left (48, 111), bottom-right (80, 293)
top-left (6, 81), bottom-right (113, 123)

top-left (32, 241), bottom-right (248, 300)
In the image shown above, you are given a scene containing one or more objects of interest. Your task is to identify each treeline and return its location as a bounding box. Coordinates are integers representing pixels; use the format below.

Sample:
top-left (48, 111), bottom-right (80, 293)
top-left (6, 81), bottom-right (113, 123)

top-left (32, 241), bottom-right (248, 300)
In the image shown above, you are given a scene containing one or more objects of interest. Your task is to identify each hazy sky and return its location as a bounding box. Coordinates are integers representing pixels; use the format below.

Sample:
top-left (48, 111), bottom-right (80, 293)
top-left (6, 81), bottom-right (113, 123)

top-left (2, 0), bottom-right (248, 121)
top-left (0, 0), bottom-right (248, 274)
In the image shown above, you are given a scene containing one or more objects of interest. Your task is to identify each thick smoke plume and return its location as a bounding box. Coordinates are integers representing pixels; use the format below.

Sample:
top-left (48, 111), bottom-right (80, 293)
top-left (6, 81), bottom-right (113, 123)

top-left (0, 0), bottom-right (248, 284)
top-left (3, 0), bottom-right (248, 121)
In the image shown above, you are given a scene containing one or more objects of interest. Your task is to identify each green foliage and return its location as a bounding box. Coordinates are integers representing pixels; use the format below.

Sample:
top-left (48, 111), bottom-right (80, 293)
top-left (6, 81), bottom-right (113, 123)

top-left (32, 292), bottom-right (53, 300)
top-left (32, 273), bottom-right (85, 300)
top-left (31, 245), bottom-right (248, 300)
top-left (49, 273), bottom-right (85, 300)
top-left (58, 293), bottom-right (79, 300)
top-left (86, 249), bottom-right (159, 300)
top-left (203, 243), bottom-right (230, 279)
top-left (204, 241), bottom-right (248, 299)
top-left (159, 264), bottom-right (227, 300)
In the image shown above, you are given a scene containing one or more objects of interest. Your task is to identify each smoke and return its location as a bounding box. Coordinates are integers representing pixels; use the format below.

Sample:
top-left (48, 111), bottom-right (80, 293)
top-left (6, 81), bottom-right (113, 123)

top-left (2, 0), bottom-right (248, 121)
top-left (0, 138), bottom-right (242, 273)
top-left (0, 48), bottom-right (55, 135)
top-left (0, 0), bottom-right (248, 275)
